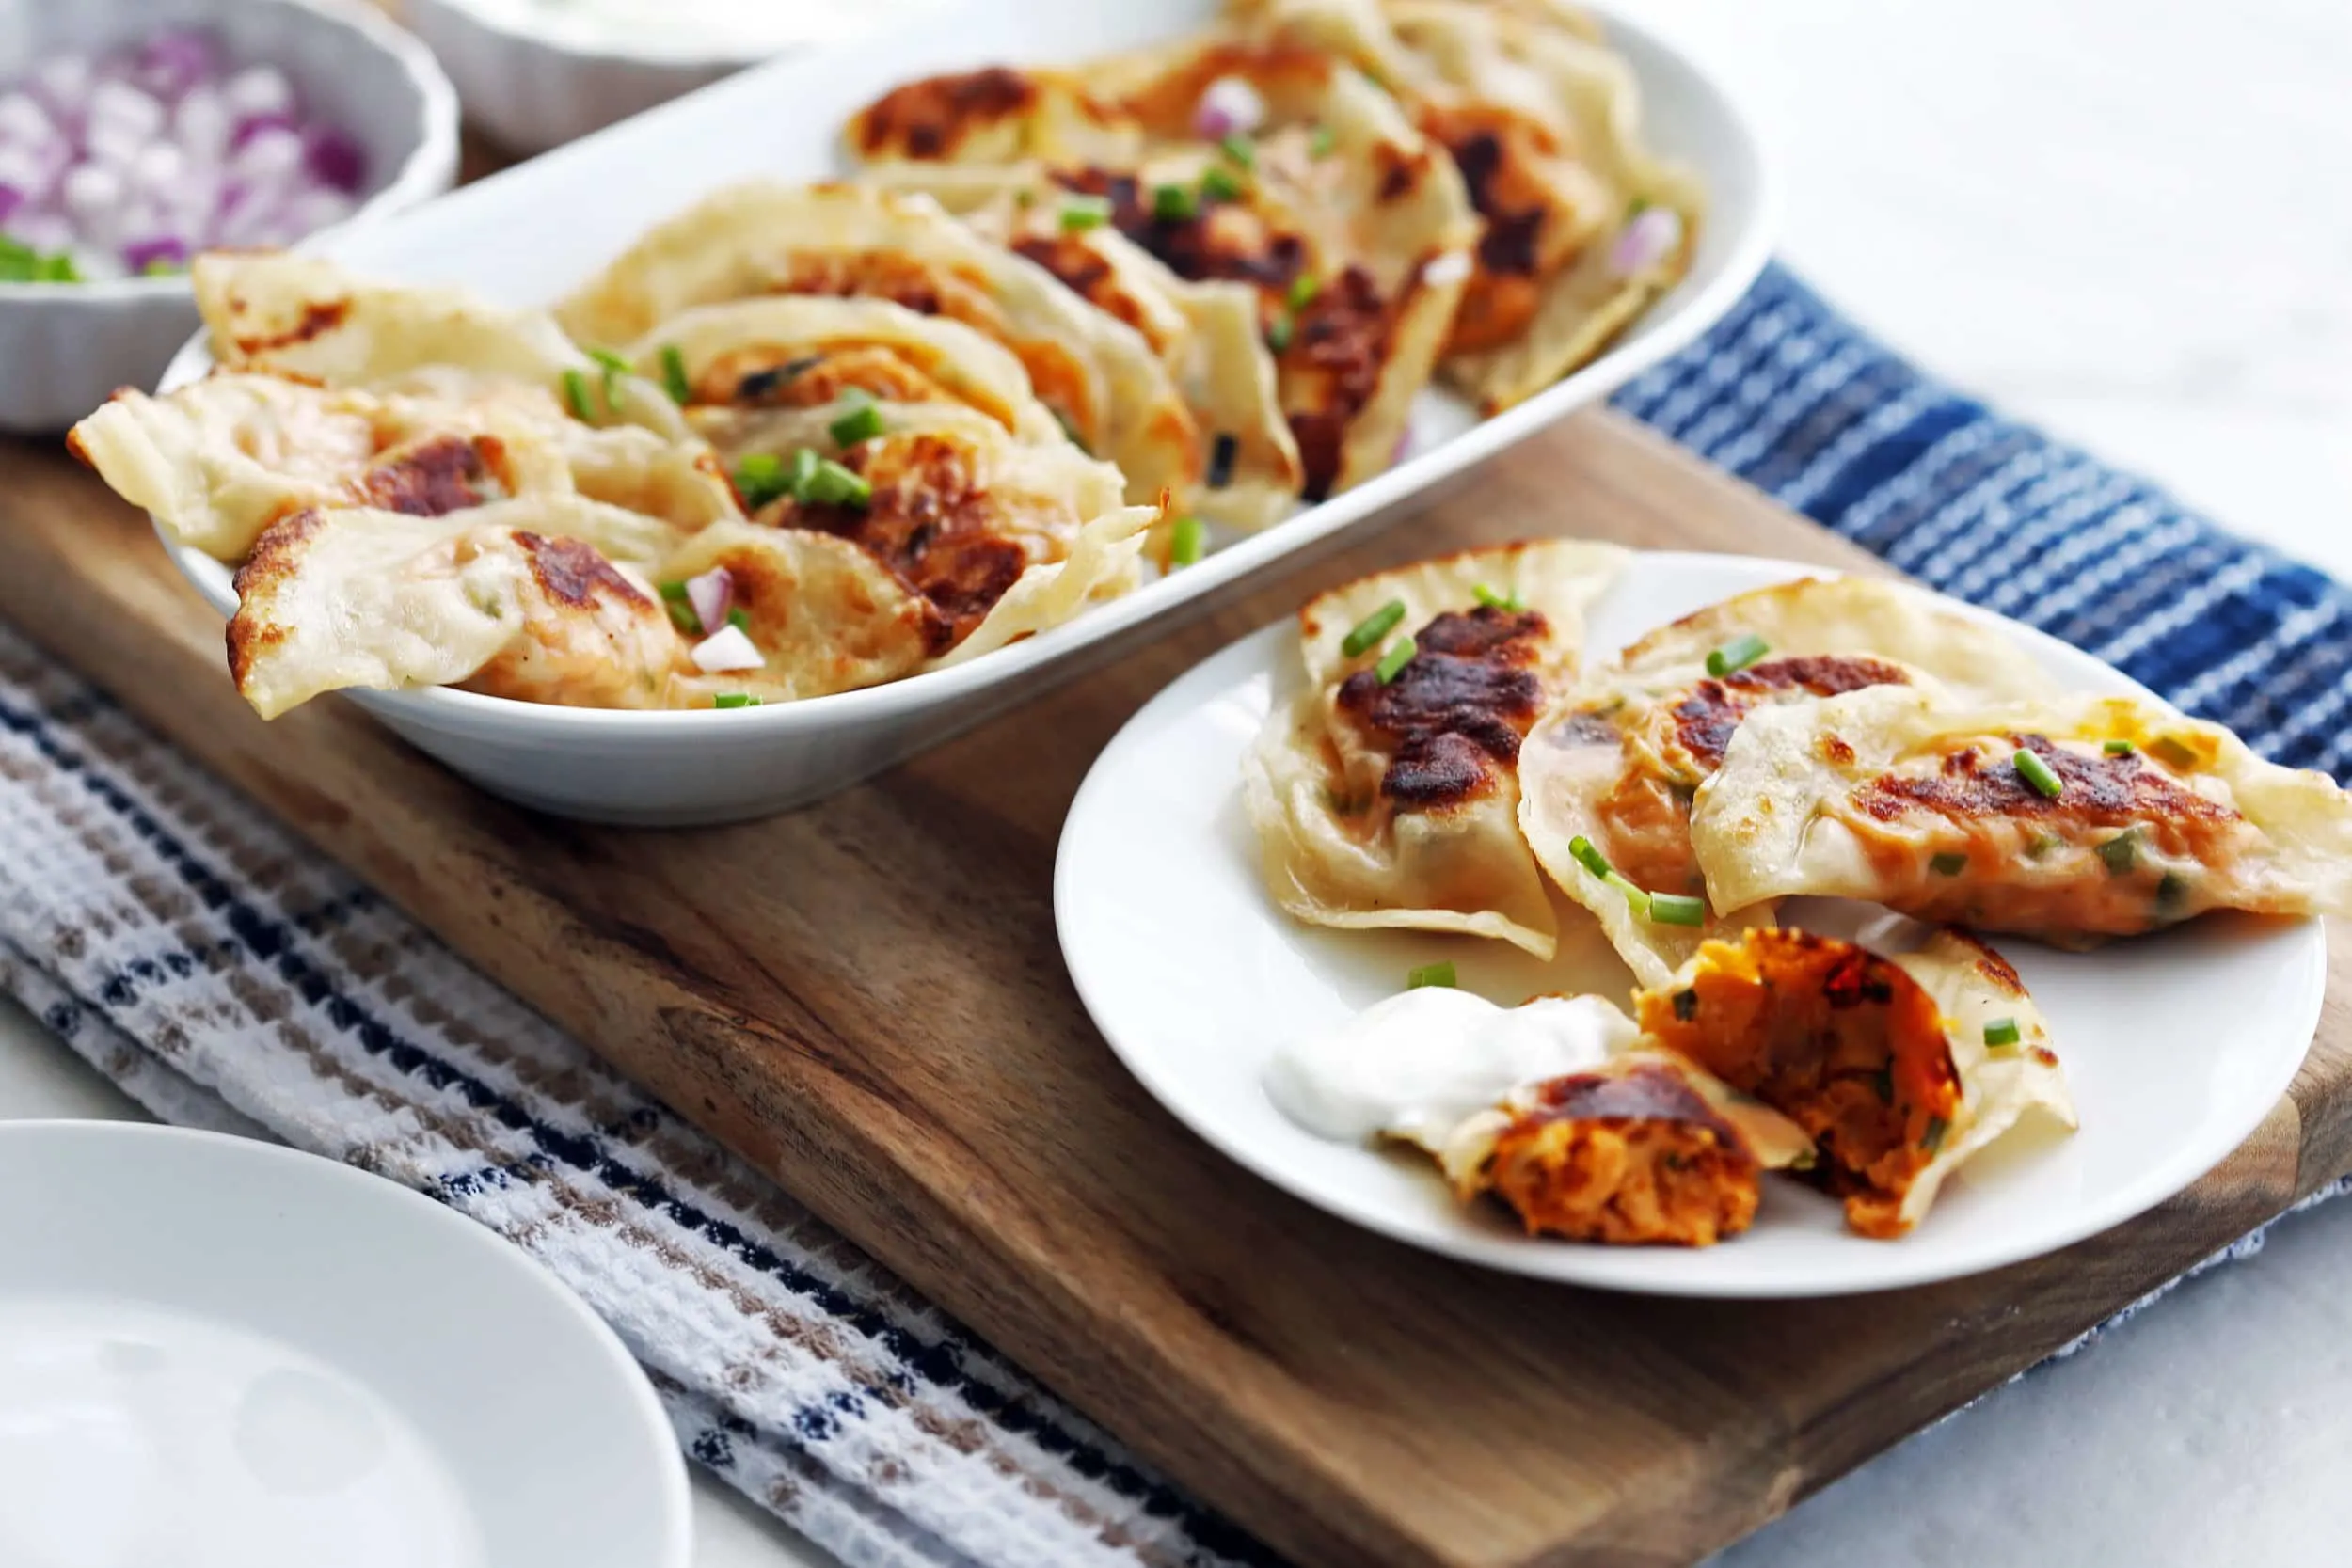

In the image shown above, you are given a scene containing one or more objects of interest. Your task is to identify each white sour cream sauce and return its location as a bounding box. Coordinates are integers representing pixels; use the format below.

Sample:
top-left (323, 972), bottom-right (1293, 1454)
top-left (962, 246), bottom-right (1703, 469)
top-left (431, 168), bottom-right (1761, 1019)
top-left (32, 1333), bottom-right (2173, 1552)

top-left (1264, 989), bottom-right (1640, 1147)
top-left (476, 0), bottom-right (946, 56)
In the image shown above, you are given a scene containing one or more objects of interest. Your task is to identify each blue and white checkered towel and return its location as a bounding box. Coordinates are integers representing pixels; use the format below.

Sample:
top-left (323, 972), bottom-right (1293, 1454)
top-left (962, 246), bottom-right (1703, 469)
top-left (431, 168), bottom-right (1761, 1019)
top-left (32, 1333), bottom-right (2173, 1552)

top-left (1, 262), bottom-right (2345, 1568)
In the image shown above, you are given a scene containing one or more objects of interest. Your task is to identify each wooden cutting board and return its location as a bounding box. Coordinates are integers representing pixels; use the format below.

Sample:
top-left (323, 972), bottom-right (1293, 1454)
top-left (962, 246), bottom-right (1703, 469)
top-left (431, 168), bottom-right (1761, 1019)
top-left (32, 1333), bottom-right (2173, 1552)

top-left (4, 411), bottom-right (2346, 1568)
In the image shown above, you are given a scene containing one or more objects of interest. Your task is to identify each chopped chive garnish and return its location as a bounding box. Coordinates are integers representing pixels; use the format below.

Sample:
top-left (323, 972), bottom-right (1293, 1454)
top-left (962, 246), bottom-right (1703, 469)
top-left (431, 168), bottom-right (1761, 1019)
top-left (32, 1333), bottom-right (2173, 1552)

top-left (1921, 1116), bottom-right (1948, 1153)
top-left (1286, 273), bottom-right (1322, 313)
top-left (1168, 515), bottom-right (1207, 566)
top-left (2151, 736), bottom-right (2200, 769)
top-left (726, 607), bottom-right (752, 632)
top-left (803, 457), bottom-right (873, 508)
top-left (1407, 960), bottom-right (1456, 990)
top-left (1705, 631), bottom-right (1769, 677)
top-left (1219, 132), bottom-right (1256, 169)
top-left (713, 692), bottom-right (761, 709)
top-left (1152, 182), bottom-right (1198, 222)
top-left (1931, 851), bottom-right (1968, 877)
top-left (1567, 835), bottom-right (1613, 880)
top-left (1200, 165), bottom-right (1245, 203)
top-left (1374, 636), bottom-right (1416, 684)
top-left (660, 344), bottom-right (691, 404)
top-left (1604, 872), bottom-right (1651, 920)
top-left (2104, 738), bottom-right (2136, 756)
top-left (1340, 599), bottom-right (1407, 657)
top-left (2156, 870), bottom-right (2191, 912)
top-left (658, 583), bottom-right (700, 635)
top-left (2097, 828), bottom-right (2139, 876)
top-left (561, 368), bottom-right (595, 421)
top-left (1984, 1017), bottom-right (2021, 1049)
top-left (784, 446), bottom-right (821, 499)
top-left (2013, 747), bottom-right (2065, 799)
top-left (1310, 123), bottom-right (1337, 157)
top-left (1205, 431), bottom-right (1238, 489)
top-left (1059, 195), bottom-right (1112, 231)
top-left (1646, 892), bottom-right (1706, 927)
top-left (1628, 196), bottom-right (1653, 219)
top-left (735, 451), bottom-right (791, 509)
top-left (1266, 313), bottom-right (1295, 353)
top-left (1471, 583), bottom-right (1523, 611)
top-left (829, 396), bottom-right (885, 448)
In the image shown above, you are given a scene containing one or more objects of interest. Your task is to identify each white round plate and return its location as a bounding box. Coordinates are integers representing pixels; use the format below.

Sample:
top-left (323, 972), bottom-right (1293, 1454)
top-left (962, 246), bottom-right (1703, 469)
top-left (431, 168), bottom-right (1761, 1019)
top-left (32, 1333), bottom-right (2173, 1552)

top-left (1056, 552), bottom-right (2326, 1297)
top-left (0, 1122), bottom-right (691, 1566)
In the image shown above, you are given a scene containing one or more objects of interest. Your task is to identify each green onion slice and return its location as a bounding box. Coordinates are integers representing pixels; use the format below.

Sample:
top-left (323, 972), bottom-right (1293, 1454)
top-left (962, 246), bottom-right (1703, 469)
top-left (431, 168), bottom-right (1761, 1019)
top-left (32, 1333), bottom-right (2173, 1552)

top-left (1406, 960), bottom-right (1456, 990)
top-left (1567, 834), bottom-right (1614, 881)
top-left (659, 344), bottom-right (691, 404)
top-left (803, 457), bottom-right (873, 508)
top-left (726, 607), bottom-right (752, 632)
top-left (2013, 747), bottom-right (2065, 799)
top-left (1200, 165), bottom-right (1244, 203)
top-left (2150, 736), bottom-right (2201, 769)
top-left (1310, 124), bottom-right (1337, 157)
top-left (1930, 851), bottom-right (1968, 877)
top-left (1219, 132), bottom-right (1256, 168)
top-left (2104, 738), bottom-right (2136, 756)
top-left (1471, 583), bottom-right (1523, 612)
top-left (1921, 1116), bottom-right (1948, 1153)
top-left (713, 692), bottom-right (760, 709)
top-left (1646, 892), bottom-right (1706, 927)
top-left (1286, 273), bottom-right (1322, 313)
top-left (2097, 828), bottom-right (2139, 876)
top-left (1341, 599), bottom-right (1407, 657)
top-left (1374, 636), bottom-right (1416, 684)
top-left (1152, 182), bottom-right (1198, 222)
top-left (1168, 515), bottom-right (1207, 567)
top-left (1059, 196), bottom-right (1112, 232)
top-left (561, 368), bottom-right (595, 421)
top-left (734, 452), bottom-right (791, 510)
top-left (1983, 1017), bottom-right (2022, 1048)
top-left (1705, 632), bottom-right (1769, 677)
top-left (1266, 314), bottom-right (1295, 354)
top-left (828, 396), bottom-right (885, 448)
top-left (1603, 873), bottom-right (1651, 920)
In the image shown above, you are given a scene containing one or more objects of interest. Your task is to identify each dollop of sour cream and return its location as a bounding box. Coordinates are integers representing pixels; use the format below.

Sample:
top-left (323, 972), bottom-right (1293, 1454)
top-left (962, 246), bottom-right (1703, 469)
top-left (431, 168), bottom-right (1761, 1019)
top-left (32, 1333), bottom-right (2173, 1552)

top-left (1264, 989), bottom-right (1640, 1147)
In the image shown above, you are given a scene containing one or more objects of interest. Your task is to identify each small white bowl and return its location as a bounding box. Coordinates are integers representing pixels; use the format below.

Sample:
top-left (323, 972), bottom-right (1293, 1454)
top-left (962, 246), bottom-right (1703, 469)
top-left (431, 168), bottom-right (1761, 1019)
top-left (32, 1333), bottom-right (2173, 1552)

top-left (0, 0), bottom-right (458, 434)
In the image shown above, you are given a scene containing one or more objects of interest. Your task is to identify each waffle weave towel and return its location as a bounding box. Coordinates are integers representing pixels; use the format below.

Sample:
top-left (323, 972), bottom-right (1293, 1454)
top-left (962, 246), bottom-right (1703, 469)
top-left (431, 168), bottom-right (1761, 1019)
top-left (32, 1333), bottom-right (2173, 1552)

top-left (2, 262), bottom-right (2346, 1568)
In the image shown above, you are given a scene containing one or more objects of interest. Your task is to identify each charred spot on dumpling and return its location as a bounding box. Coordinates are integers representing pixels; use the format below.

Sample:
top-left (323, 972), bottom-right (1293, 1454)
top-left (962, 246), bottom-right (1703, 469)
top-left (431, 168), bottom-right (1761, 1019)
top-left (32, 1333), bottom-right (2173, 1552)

top-left (227, 297), bottom-right (350, 357)
top-left (784, 432), bottom-right (1031, 656)
top-left (1482, 1062), bottom-right (1762, 1246)
top-left (1858, 735), bottom-right (2244, 840)
top-left (1334, 605), bottom-right (1548, 808)
top-left (1669, 655), bottom-right (1913, 772)
top-left (514, 531), bottom-right (650, 611)
top-left (770, 251), bottom-right (955, 320)
top-left (850, 67), bottom-right (1043, 160)
top-left (1009, 233), bottom-right (1161, 344)
top-left (706, 346), bottom-right (943, 411)
top-left (350, 434), bottom-right (513, 517)
top-left (1282, 265), bottom-right (1395, 502)
top-left (1053, 167), bottom-right (1311, 294)
top-left (1635, 928), bottom-right (1963, 1240)
top-left (227, 507), bottom-right (329, 689)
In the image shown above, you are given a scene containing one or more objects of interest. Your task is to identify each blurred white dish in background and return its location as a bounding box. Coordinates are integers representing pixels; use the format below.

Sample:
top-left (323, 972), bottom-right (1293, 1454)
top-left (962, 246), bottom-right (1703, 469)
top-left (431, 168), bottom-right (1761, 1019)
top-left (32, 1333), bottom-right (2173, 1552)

top-left (0, 0), bottom-right (456, 432)
top-left (0, 1121), bottom-right (691, 1568)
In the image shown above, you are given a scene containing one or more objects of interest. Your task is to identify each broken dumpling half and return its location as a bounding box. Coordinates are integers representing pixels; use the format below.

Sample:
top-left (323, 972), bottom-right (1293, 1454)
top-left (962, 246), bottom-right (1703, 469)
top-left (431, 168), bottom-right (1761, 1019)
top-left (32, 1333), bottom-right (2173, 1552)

top-left (1242, 538), bottom-right (1628, 958)
top-left (1634, 926), bottom-right (2076, 1238)
top-left (1692, 689), bottom-right (2352, 942)
top-left (1265, 986), bottom-right (1812, 1246)
top-left (1518, 577), bottom-right (2058, 988)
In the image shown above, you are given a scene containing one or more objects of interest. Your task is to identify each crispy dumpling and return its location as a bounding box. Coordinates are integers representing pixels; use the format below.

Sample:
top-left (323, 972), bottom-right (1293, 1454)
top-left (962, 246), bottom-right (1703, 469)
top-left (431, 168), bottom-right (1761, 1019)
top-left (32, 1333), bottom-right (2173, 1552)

top-left (1635, 926), bottom-right (2076, 1238)
top-left (189, 253), bottom-right (687, 439)
top-left (1243, 538), bottom-right (1628, 958)
top-left (227, 496), bottom-right (687, 719)
top-left (70, 373), bottom-right (739, 562)
top-left (679, 399), bottom-right (1153, 666)
top-left (552, 181), bottom-right (1197, 511)
top-left (848, 64), bottom-right (1142, 169)
top-left (1519, 578), bottom-right (2058, 987)
top-left (627, 293), bottom-right (1063, 445)
top-left (1692, 689), bottom-right (2352, 940)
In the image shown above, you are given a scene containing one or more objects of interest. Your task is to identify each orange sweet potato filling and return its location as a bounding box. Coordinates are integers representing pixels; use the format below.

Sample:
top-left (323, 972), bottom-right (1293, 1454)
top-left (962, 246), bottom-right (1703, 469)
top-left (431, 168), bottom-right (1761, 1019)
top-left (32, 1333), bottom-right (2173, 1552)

top-left (1635, 929), bottom-right (1962, 1239)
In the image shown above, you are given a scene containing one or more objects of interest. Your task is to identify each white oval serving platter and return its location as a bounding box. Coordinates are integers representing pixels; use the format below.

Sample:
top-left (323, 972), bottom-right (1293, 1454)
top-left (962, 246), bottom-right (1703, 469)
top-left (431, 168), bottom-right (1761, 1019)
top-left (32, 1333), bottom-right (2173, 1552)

top-left (1056, 552), bottom-right (2325, 1297)
top-left (151, 0), bottom-right (1775, 825)
top-left (0, 1122), bottom-right (691, 1566)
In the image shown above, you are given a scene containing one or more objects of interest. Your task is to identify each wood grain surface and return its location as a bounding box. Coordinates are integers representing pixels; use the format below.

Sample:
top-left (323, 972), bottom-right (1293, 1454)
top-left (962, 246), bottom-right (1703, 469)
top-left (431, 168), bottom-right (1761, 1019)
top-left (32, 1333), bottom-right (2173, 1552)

top-left (3, 412), bottom-right (2345, 1568)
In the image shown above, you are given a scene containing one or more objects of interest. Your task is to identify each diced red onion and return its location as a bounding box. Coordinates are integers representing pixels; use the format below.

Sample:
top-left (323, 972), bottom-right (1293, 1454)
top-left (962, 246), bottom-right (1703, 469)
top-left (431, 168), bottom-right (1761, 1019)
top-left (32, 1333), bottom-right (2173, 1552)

top-left (230, 111), bottom-right (299, 156)
top-left (1391, 425), bottom-right (1415, 466)
top-left (684, 565), bottom-right (735, 637)
top-left (0, 91), bottom-right (54, 149)
top-left (1609, 206), bottom-right (1684, 278)
top-left (0, 185), bottom-right (18, 226)
top-left (28, 57), bottom-right (93, 123)
top-left (221, 65), bottom-right (294, 122)
top-left (0, 146), bottom-right (52, 207)
top-left (87, 79), bottom-right (164, 142)
top-left (303, 125), bottom-right (366, 195)
top-left (689, 624), bottom-right (765, 673)
top-left (1194, 75), bottom-right (1266, 140)
top-left (121, 235), bottom-right (187, 274)
top-left (230, 124), bottom-right (304, 184)
top-left (135, 30), bottom-right (222, 103)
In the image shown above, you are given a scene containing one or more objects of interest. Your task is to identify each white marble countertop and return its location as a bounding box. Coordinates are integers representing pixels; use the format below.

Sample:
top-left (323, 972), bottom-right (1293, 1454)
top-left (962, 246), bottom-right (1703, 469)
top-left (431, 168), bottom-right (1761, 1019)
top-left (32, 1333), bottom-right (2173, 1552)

top-left (6, 2), bottom-right (2348, 1564)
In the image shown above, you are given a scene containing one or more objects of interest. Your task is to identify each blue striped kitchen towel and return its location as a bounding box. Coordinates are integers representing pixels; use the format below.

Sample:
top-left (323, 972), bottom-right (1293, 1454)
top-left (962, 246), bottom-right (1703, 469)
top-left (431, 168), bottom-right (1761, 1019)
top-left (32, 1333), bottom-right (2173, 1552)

top-left (1, 261), bottom-right (2347, 1568)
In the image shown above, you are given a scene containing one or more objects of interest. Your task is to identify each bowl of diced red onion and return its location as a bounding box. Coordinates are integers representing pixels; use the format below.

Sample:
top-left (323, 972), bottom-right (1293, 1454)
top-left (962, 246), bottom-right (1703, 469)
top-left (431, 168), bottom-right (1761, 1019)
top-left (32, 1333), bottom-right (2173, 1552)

top-left (0, 0), bottom-right (458, 433)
